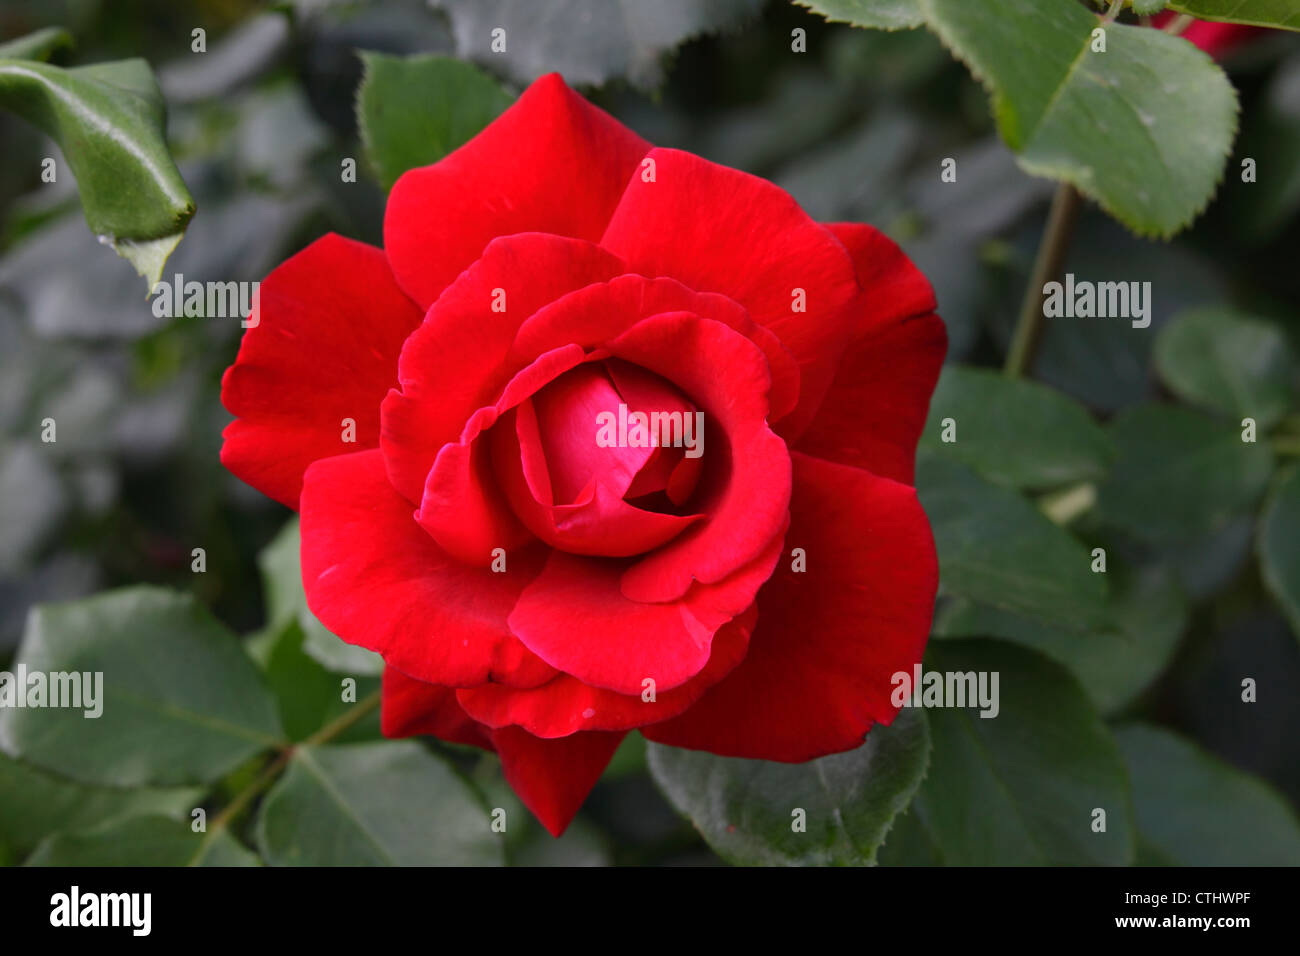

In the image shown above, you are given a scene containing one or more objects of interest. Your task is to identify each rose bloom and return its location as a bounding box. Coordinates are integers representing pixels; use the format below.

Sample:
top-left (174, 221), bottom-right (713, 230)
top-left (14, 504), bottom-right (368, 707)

top-left (221, 75), bottom-right (945, 836)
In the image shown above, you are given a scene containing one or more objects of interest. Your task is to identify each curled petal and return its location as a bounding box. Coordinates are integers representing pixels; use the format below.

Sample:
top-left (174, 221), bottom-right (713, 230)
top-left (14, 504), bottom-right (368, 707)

top-left (413, 345), bottom-right (585, 565)
top-left (381, 233), bottom-right (625, 503)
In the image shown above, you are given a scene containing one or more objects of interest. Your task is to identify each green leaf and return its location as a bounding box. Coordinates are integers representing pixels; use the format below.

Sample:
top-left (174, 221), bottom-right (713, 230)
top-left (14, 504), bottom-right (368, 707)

top-left (875, 805), bottom-right (943, 865)
top-left (917, 453), bottom-right (1109, 628)
top-left (0, 47), bottom-right (194, 287)
top-left (1096, 404), bottom-right (1274, 545)
top-left (795, 0), bottom-right (925, 30)
top-left (257, 621), bottom-right (382, 742)
top-left (920, 365), bottom-right (1114, 489)
top-left (1170, 0), bottom-right (1300, 30)
top-left (24, 815), bottom-right (260, 867)
top-left (1154, 308), bottom-right (1295, 429)
top-left (911, 640), bottom-right (1135, 864)
top-left (428, 0), bottom-right (764, 88)
top-left (255, 742), bottom-right (504, 865)
top-left (257, 518), bottom-right (382, 676)
top-left (647, 707), bottom-right (930, 866)
top-left (1259, 466), bottom-right (1300, 643)
top-left (1117, 724), bottom-right (1300, 865)
top-left (1132, 0), bottom-right (1168, 15)
top-left (356, 52), bottom-right (512, 192)
top-left (0, 27), bottom-right (72, 61)
top-left (0, 751), bottom-right (202, 858)
top-left (0, 587), bottom-right (284, 787)
top-left (918, 0), bottom-right (1238, 237)
top-left (936, 563), bottom-right (1188, 715)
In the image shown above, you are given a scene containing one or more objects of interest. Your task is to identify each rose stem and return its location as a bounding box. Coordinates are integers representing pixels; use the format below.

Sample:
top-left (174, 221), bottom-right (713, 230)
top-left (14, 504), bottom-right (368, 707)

top-left (1003, 183), bottom-right (1082, 379)
top-left (1002, 7), bottom-right (1198, 380)
top-left (189, 688), bottom-right (382, 863)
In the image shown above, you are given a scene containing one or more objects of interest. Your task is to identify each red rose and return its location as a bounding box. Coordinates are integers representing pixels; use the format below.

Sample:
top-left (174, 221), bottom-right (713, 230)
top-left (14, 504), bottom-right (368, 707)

top-left (220, 74), bottom-right (945, 836)
top-left (1154, 12), bottom-right (1268, 57)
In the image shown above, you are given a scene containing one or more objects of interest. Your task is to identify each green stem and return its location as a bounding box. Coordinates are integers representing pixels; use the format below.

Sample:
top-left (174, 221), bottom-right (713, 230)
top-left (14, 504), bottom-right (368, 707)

top-left (1004, 183), bottom-right (1083, 378)
top-left (1164, 13), bottom-right (1195, 35)
top-left (303, 688), bottom-right (383, 747)
top-left (190, 689), bottom-right (382, 863)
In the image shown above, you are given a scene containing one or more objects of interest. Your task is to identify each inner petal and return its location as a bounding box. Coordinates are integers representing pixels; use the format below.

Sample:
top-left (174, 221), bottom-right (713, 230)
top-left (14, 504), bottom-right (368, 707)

top-left (531, 364), bottom-right (651, 504)
top-left (488, 358), bottom-right (708, 558)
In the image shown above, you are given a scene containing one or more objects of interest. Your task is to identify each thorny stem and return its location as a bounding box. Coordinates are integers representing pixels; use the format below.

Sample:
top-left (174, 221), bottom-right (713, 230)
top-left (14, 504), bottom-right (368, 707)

top-left (190, 689), bottom-right (382, 863)
top-left (1004, 184), bottom-right (1083, 378)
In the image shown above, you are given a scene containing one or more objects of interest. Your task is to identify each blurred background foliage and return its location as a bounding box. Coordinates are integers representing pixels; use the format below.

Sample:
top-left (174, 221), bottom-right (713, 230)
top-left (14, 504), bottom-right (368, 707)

top-left (0, 0), bottom-right (1298, 865)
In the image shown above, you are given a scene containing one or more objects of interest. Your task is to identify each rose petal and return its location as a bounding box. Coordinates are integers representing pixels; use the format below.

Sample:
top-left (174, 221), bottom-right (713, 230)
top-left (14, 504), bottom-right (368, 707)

top-left (381, 234), bottom-right (625, 503)
top-left (510, 273), bottom-right (800, 422)
top-left (794, 224), bottom-right (946, 484)
top-left (300, 449), bottom-right (556, 688)
top-left (508, 519), bottom-right (784, 695)
top-left (599, 147), bottom-right (857, 429)
top-left (491, 726), bottom-right (626, 837)
top-left (220, 233), bottom-right (422, 508)
top-left (384, 73), bottom-right (649, 309)
top-left (491, 400), bottom-right (702, 557)
top-left (381, 667), bottom-right (494, 750)
top-left (413, 345), bottom-right (586, 565)
top-left (531, 363), bottom-right (659, 502)
top-left (642, 451), bottom-right (937, 761)
top-left (605, 313), bottom-right (791, 603)
top-left (456, 604), bottom-right (756, 737)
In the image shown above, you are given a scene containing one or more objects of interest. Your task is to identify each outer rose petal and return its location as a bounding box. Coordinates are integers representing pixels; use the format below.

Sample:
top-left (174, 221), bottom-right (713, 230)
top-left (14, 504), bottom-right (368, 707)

top-left (384, 73), bottom-right (650, 310)
top-left (507, 525), bottom-right (782, 697)
top-left (456, 604), bottom-right (757, 738)
top-left (825, 222), bottom-right (938, 334)
top-left (381, 234), bottom-right (625, 503)
top-left (380, 667), bottom-right (622, 837)
top-left (599, 147), bottom-right (859, 430)
top-left (491, 726), bottom-right (626, 837)
top-left (299, 449), bottom-right (556, 688)
top-left (642, 452), bottom-right (937, 761)
top-left (220, 233), bottom-right (423, 508)
top-left (794, 223), bottom-right (946, 485)
top-left (381, 668), bottom-right (493, 750)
